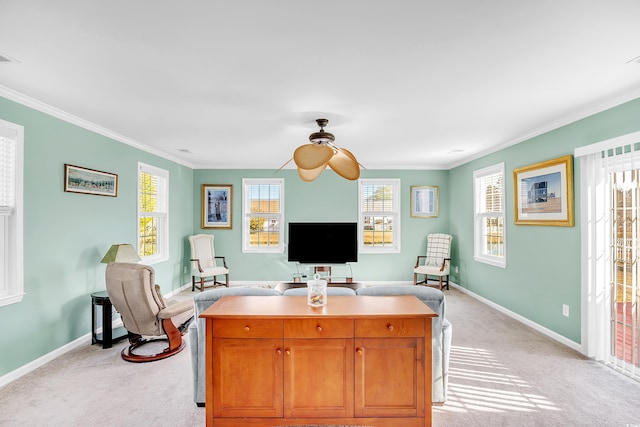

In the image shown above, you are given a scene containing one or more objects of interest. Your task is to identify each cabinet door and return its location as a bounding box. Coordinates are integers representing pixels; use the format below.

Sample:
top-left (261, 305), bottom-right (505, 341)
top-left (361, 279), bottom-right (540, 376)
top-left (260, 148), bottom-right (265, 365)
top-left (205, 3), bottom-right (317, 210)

top-left (354, 337), bottom-right (424, 417)
top-left (284, 338), bottom-right (354, 418)
top-left (213, 338), bottom-right (283, 418)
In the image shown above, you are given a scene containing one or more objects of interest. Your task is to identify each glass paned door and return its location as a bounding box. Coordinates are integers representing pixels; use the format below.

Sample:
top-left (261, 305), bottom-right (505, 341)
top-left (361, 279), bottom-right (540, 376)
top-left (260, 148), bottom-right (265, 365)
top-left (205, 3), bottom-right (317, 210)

top-left (611, 170), bottom-right (640, 370)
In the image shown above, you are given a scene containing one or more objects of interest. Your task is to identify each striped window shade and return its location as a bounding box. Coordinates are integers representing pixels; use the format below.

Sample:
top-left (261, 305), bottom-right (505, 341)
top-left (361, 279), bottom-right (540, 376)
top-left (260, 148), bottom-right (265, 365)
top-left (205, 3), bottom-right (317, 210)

top-left (0, 132), bottom-right (16, 216)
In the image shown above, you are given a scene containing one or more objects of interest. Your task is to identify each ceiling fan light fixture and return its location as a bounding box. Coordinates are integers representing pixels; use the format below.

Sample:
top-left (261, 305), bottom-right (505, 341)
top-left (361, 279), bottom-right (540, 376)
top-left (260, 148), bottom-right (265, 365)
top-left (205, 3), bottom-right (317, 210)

top-left (308, 118), bottom-right (335, 144)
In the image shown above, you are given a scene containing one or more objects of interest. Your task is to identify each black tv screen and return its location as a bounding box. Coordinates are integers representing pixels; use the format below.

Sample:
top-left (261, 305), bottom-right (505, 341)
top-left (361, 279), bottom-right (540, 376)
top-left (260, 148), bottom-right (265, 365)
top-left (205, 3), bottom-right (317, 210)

top-left (288, 222), bottom-right (358, 264)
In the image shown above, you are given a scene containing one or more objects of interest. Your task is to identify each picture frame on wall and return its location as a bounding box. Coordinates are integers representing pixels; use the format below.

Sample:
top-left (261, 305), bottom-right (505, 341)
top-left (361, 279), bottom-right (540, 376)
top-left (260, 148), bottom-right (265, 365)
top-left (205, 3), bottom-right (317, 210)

top-left (411, 185), bottom-right (439, 218)
top-left (202, 184), bottom-right (232, 229)
top-left (64, 164), bottom-right (118, 197)
top-left (513, 155), bottom-right (574, 226)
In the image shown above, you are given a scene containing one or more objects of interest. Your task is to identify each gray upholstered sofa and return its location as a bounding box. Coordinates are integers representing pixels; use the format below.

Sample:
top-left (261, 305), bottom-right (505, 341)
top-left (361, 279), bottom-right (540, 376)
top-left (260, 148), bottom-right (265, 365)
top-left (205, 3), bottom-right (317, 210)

top-left (189, 285), bottom-right (451, 406)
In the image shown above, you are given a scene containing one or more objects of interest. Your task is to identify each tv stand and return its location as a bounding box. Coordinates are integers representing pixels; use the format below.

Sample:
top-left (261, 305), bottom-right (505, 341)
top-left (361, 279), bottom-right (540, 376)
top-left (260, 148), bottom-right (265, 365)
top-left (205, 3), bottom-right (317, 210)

top-left (293, 263), bottom-right (354, 284)
top-left (275, 281), bottom-right (363, 293)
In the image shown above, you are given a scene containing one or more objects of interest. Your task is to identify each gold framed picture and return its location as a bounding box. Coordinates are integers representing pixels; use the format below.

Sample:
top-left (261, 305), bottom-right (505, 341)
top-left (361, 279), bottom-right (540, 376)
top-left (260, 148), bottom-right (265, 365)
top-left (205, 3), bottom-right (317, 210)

top-left (201, 184), bottom-right (232, 229)
top-left (513, 155), bottom-right (574, 226)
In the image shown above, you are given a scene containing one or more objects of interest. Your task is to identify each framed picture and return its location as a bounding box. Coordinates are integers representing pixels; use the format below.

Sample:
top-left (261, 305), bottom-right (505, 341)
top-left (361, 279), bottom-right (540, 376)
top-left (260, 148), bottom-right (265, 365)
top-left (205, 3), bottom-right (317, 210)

top-left (513, 155), bottom-right (574, 226)
top-left (64, 164), bottom-right (118, 197)
top-left (411, 185), bottom-right (439, 218)
top-left (202, 184), bottom-right (232, 229)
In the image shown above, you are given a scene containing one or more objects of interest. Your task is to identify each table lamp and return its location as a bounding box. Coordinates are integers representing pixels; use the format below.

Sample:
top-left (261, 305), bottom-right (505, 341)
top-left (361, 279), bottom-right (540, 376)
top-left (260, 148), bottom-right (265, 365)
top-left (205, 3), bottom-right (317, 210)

top-left (100, 244), bottom-right (142, 263)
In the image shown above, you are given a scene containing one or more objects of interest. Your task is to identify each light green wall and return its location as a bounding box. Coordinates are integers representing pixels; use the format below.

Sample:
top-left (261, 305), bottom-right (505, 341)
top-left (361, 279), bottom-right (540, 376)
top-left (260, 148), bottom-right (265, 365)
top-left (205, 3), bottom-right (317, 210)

top-left (448, 97), bottom-right (640, 344)
top-left (3, 89), bottom-right (640, 380)
top-left (0, 96), bottom-right (194, 377)
top-left (193, 169), bottom-right (450, 282)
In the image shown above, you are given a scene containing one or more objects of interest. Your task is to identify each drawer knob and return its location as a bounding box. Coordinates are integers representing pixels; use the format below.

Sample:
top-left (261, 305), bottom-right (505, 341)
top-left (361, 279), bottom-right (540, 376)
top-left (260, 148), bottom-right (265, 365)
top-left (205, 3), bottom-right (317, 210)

top-left (356, 348), bottom-right (363, 356)
top-left (387, 324), bottom-right (394, 331)
top-left (243, 326), bottom-right (251, 332)
top-left (316, 325), bottom-right (323, 332)
top-left (285, 349), bottom-right (291, 356)
top-left (276, 348), bottom-right (282, 355)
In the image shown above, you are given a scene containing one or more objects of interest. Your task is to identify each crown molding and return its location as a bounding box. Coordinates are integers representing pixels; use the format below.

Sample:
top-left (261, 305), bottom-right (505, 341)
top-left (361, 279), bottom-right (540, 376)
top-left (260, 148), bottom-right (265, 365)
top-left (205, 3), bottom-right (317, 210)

top-left (0, 85), bottom-right (196, 169)
top-left (446, 87), bottom-right (640, 170)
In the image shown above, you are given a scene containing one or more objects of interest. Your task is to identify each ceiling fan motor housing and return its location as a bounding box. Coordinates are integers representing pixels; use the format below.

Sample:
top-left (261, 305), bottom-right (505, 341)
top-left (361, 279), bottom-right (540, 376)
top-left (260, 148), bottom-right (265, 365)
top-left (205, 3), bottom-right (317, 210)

top-left (309, 118), bottom-right (335, 144)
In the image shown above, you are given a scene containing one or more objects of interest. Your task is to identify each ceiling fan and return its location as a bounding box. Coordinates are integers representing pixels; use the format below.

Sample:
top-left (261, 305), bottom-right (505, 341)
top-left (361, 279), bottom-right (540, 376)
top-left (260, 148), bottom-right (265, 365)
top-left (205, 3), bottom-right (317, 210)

top-left (280, 118), bottom-right (362, 182)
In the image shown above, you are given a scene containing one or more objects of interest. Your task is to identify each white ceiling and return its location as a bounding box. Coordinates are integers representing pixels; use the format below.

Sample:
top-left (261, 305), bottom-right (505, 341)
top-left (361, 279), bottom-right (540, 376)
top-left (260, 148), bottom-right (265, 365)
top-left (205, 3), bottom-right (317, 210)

top-left (2, 0), bottom-right (640, 170)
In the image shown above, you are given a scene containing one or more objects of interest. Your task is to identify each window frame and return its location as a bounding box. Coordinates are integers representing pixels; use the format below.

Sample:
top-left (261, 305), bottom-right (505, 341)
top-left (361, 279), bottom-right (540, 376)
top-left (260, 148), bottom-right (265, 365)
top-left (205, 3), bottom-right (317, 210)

top-left (137, 162), bottom-right (169, 265)
top-left (358, 178), bottom-right (401, 254)
top-left (473, 162), bottom-right (507, 268)
top-left (242, 178), bottom-right (285, 254)
top-left (0, 119), bottom-right (24, 307)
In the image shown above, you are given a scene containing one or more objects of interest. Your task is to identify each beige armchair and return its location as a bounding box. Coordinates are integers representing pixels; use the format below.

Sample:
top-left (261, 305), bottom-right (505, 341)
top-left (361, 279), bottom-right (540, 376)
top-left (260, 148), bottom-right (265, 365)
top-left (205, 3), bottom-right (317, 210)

top-left (189, 234), bottom-right (229, 291)
top-left (105, 262), bottom-right (194, 362)
top-left (414, 233), bottom-right (452, 290)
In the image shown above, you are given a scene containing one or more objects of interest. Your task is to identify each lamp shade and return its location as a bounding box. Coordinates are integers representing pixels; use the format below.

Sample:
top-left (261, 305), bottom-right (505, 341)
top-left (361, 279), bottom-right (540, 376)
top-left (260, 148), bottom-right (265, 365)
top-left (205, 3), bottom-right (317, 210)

top-left (100, 244), bottom-right (141, 263)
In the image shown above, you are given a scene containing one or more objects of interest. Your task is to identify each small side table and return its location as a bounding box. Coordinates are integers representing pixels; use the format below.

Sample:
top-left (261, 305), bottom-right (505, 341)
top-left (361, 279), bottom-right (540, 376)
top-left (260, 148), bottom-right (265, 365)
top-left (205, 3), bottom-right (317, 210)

top-left (91, 290), bottom-right (128, 349)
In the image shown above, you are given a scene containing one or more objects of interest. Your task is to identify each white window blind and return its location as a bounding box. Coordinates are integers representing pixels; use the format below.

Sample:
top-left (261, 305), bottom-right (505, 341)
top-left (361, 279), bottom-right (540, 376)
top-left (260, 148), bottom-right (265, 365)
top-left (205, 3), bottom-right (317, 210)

top-left (0, 119), bottom-right (24, 307)
top-left (242, 178), bottom-right (284, 253)
top-left (577, 132), bottom-right (640, 380)
top-left (473, 163), bottom-right (506, 268)
top-left (358, 179), bottom-right (401, 253)
top-left (138, 163), bottom-right (169, 263)
top-left (0, 131), bottom-right (17, 215)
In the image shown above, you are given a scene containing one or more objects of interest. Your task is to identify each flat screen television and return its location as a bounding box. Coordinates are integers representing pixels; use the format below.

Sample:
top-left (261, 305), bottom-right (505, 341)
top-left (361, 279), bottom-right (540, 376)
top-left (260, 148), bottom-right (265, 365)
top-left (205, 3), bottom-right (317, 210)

top-left (288, 222), bottom-right (358, 264)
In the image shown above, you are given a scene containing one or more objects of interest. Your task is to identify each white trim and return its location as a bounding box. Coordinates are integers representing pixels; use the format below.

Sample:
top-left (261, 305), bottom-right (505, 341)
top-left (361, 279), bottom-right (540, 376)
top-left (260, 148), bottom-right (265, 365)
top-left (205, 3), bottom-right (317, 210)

top-left (473, 162), bottom-right (506, 268)
top-left (0, 333), bottom-right (89, 388)
top-left (0, 118), bottom-right (24, 307)
top-left (450, 282), bottom-right (583, 353)
top-left (241, 178), bottom-right (285, 254)
top-left (3, 84), bottom-right (639, 172)
top-left (358, 178), bottom-right (401, 254)
top-left (137, 162), bottom-right (169, 263)
top-left (448, 88), bottom-right (640, 169)
top-left (0, 85), bottom-right (195, 169)
top-left (574, 130), bottom-right (640, 158)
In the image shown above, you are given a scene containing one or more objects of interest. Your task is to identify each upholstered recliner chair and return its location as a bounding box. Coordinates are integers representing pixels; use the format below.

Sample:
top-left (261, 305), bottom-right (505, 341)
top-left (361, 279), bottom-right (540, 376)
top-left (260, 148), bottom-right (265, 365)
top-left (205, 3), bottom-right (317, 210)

top-left (105, 262), bottom-right (194, 362)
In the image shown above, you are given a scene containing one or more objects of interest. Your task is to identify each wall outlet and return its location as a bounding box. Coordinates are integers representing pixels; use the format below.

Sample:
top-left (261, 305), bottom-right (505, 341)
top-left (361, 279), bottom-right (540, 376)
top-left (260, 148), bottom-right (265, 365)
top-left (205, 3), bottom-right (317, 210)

top-left (183, 266), bottom-right (187, 274)
top-left (455, 266), bottom-right (459, 273)
top-left (562, 304), bottom-right (570, 317)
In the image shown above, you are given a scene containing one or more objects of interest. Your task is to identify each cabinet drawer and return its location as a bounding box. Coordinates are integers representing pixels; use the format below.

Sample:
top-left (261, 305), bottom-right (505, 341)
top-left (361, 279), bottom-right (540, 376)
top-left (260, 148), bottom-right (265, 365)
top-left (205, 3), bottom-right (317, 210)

top-left (213, 319), bottom-right (282, 338)
top-left (355, 318), bottom-right (425, 338)
top-left (285, 318), bottom-right (353, 338)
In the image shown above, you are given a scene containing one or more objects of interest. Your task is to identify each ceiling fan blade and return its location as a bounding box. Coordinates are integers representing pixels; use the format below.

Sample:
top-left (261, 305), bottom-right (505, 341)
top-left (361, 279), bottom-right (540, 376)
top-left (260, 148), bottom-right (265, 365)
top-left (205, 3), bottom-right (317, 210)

top-left (297, 163), bottom-right (327, 182)
top-left (328, 147), bottom-right (360, 180)
top-left (275, 157), bottom-right (294, 172)
top-left (293, 144), bottom-right (334, 170)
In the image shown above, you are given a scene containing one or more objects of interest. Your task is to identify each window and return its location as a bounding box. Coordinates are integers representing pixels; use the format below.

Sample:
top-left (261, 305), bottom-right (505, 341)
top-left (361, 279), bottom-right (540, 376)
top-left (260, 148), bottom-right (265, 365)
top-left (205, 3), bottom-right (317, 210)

top-left (358, 179), bottom-right (401, 253)
top-left (0, 119), bottom-right (24, 307)
top-left (138, 162), bottom-right (168, 264)
top-left (473, 163), bottom-right (506, 268)
top-left (242, 178), bottom-right (284, 253)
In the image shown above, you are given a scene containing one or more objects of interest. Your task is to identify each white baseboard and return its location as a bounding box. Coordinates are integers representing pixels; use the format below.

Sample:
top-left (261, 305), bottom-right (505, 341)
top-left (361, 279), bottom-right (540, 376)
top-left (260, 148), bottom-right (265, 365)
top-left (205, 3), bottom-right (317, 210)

top-left (450, 282), bottom-right (583, 354)
top-left (0, 333), bottom-right (90, 388)
top-left (1, 279), bottom-right (583, 389)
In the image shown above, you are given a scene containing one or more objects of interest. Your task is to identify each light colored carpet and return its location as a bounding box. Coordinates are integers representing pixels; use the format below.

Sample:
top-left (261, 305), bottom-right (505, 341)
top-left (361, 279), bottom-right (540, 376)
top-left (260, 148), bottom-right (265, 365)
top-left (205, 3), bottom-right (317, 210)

top-left (0, 288), bottom-right (638, 426)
